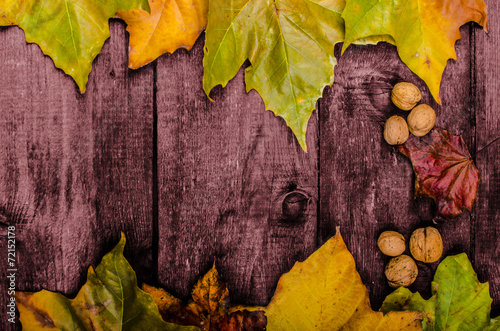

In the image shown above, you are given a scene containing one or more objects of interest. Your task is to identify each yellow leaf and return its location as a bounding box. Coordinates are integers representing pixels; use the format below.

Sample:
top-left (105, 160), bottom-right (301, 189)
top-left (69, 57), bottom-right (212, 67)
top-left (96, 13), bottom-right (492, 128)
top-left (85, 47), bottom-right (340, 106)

top-left (117, 0), bottom-right (208, 69)
top-left (261, 229), bottom-right (423, 330)
top-left (342, 0), bottom-right (488, 103)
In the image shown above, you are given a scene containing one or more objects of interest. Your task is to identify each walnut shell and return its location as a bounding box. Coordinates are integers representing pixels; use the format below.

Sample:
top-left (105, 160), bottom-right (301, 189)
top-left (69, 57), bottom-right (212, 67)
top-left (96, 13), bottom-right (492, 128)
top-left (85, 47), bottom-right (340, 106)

top-left (407, 104), bottom-right (436, 137)
top-left (377, 231), bottom-right (406, 256)
top-left (384, 116), bottom-right (409, 145)
top-left (391, 82), bottom-right (422, 110)
top-left (409, 227), bottom-right (443, 263)
top-left (384, 255), bottom-right (418, 288)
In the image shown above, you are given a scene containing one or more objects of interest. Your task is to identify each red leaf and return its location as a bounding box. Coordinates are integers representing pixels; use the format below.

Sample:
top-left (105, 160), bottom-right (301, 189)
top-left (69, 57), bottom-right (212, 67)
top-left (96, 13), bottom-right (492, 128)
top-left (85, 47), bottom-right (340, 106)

top-left (399, 127), bottom-right (480, 218)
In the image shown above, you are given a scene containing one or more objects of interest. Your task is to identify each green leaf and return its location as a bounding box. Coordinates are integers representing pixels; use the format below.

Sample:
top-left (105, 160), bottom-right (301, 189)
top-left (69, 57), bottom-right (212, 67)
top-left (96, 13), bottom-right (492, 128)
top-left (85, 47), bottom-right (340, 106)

top-left (381, 253), bottom-right (496, 330)
top-left (15, 233), bottom-right (199, 330)
top-left (0, 0), bottom-right (150, 92)
top-left (202, 0), bottom-right (346, 151)
top-left (341, 0), bottom-right (488, 103)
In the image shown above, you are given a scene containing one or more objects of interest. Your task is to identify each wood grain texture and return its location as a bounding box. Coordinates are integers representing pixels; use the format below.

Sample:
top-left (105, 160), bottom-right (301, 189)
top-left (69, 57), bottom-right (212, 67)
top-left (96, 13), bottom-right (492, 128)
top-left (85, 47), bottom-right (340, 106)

top-left (0, 4), bottom-right (499, 330)
top-left (319, 26), bottom-right (475, 309)
top-left (0, 22), bottom-right (154, 329)
top-left (156, 38), bottom-right (318, 306)
top-left (474, 0), bottom-right (500, 316)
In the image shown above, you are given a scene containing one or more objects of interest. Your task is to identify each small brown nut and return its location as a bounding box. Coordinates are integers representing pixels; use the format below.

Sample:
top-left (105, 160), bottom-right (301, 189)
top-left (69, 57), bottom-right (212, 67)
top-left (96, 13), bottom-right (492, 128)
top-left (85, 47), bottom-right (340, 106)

top-left (384, 116), bottom-right (409, 145)
top-left (407, 104), bottom-right (436, 137)
top-left (409, 227), bottom-right (443, 263)
top-left (391, 82), bottom-right (422, 110)
top-left (377, 231), bottom-right (406, 256)
top-left (384, 255), bottom-right (418, 288)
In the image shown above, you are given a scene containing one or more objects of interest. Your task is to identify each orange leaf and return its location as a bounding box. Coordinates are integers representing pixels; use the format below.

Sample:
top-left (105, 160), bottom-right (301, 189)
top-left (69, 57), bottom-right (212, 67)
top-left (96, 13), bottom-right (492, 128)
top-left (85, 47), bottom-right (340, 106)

top-left (399, 127), bottom-right (481, 218)
top-left (144, 265), bottom-right (265, 331)
top-left (116, 0), bottom-right (208, 69)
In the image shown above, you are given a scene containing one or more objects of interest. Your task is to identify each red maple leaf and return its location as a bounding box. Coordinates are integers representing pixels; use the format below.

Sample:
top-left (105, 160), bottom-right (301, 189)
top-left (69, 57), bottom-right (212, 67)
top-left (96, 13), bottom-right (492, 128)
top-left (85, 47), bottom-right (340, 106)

top-left (399, 127), bottom-right (480, 218)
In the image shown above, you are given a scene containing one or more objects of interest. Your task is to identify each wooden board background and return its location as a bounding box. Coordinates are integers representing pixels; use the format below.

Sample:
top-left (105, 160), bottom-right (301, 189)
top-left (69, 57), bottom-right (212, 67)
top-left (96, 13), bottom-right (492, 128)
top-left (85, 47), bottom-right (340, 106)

top-left (0, 1), bottom-right (499, 329)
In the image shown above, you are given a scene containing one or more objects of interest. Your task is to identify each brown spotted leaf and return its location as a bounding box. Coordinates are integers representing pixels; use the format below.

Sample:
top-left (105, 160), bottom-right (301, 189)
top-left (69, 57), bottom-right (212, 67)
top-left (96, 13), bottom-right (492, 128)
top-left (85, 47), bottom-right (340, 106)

top-left (399, 127), bottom-right (480, 218)
top-left (218, 310), bottom-right (267, 331)
top-left (144, 265), bottom-right (266, 331)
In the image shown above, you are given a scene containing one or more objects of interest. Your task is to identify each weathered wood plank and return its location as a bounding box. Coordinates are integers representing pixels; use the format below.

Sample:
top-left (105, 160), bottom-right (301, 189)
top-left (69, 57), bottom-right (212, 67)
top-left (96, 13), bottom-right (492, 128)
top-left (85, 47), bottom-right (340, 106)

top-left (156, 38), bottom-right (318, 305)
top-left (474, 0), bottom-right (500, 316)
top-left (0, 21), bottom-right (154, 329)
top-left (319, 28), bottom-right (474, 309)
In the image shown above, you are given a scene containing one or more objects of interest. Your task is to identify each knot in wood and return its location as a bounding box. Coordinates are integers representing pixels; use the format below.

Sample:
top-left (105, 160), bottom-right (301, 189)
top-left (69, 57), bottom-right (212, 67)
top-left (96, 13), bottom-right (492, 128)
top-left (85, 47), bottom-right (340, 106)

top-left (281, 191), bottom-right (309, 222)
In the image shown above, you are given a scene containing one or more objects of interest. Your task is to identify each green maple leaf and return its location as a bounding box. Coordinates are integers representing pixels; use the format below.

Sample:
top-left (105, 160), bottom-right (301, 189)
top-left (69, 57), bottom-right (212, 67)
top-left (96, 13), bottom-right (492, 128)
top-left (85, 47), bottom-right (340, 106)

top-left (341, 0), bottom-right (488, 104)
top-left (15, 233), bottom-right (199, 330)
top-left (202, 0), bottom-right (346, 151)
top-left (381, 253), bottom-right (498, 330)
top-left (0, 0), bottom-right (150, 92)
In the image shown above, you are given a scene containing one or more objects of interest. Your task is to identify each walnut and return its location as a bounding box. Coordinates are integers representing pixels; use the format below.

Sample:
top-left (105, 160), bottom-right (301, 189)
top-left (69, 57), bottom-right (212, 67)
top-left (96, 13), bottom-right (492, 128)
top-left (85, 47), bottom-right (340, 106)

top-left (409, 227), bottom-right (443, 263)
top-left (384, 255), bottom-right (418, 288)
top-left (407, 104), bottom-right (436, 137)
top-left (391, 82), bottom-right (422, 110)
top-left (377, 231), bottom-right (406, 256)
top-left (384, 116), bottom-right (409, 145)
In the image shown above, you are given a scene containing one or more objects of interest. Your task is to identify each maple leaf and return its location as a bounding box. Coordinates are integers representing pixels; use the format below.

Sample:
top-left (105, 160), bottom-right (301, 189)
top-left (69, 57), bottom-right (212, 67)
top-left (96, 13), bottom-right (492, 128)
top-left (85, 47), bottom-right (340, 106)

top-left (381, 253), bottom-right (499, 330)
top-left (143, 265), bottom-right (266, 331)
top-left (399, 127), bottom-right (480, 219)
top-left (242, 229), bottom-right (423, 330)
top-left (0, 0), bottom-right (150, 92)
top-left (202, 0), bottom-right (348, 151)
top-left (341, 0), bottom-right (488, 103)
top-left (116, 0), bottom-right (208, 69)
top-left (15, 233), bottom-right (199, 330)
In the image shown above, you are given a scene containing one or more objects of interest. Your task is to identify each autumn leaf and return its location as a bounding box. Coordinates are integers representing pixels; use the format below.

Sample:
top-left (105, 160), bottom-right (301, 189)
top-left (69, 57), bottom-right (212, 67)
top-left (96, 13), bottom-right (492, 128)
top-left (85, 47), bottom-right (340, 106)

top-left (381, 253), bottom-right (498, 330)
top-left (202, 0), bottom-right (348, 151)
top-left (399, 127), bottom-right (480, 218)
top-left (0, 0), bottom-right (16, 25)
top-left (0, 0), bottom-right (150, 92)
top-left (341, 0), bottom-right (488, 103)
top-left (15, 233), bottom-right (199, 331)
top-left (143, 265), bottom-right (266, 331)
top-left (243, 229), bottom-right (423, 330)
top-left (116, 0), bottom-right (208, 69)
top-left (218, 310), bottom-right (268, 331)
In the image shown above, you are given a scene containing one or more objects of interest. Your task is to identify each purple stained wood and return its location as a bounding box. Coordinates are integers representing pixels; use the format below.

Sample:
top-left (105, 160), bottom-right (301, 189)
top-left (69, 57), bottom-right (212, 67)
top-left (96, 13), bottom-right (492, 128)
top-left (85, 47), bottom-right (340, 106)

top-left (155, 39), bottom-right (319, 305)
top-left (0, 4), bottom-right (498, 330)
top-left (474, 0), bottom-right (500, 317)
top-left (0, 22), bottom-right (155, 329)
top-left (318, 26), bottom-right (479, 310)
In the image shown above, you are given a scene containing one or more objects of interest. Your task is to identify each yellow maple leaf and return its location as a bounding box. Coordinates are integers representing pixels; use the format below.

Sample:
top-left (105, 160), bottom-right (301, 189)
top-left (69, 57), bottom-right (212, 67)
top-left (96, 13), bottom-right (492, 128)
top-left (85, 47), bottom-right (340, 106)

top-left (238, 228), bottom-right (423, 330)
top-left (116, 0), bottom-right (208, 69)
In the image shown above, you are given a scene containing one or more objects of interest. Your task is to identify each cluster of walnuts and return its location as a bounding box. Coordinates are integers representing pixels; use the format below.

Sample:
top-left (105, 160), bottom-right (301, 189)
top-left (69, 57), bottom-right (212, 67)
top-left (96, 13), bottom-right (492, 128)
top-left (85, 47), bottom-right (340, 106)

top-left (377, 227), bottom-right (443, 288)
top-left (383, 82), bottom-right (437, 145)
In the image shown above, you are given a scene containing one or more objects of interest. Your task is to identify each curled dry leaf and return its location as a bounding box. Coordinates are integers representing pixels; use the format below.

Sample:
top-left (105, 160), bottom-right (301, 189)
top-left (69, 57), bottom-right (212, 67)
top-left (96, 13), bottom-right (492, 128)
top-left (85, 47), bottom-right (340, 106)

top-left (143, 265), bottom-right (266, 331)
top-left (399, 127), bottom-right (480, 219)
